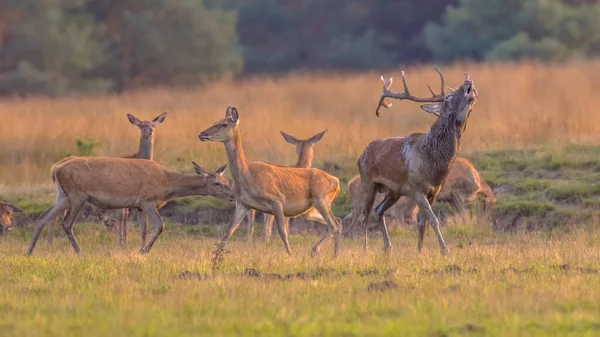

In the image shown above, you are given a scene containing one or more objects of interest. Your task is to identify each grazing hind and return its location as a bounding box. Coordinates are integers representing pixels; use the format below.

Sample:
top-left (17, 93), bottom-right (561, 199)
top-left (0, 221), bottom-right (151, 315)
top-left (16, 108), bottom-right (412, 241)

top-left (358, 68), bottom-right (478, 255)
top-left (27, 158), bottom-right (233, 255)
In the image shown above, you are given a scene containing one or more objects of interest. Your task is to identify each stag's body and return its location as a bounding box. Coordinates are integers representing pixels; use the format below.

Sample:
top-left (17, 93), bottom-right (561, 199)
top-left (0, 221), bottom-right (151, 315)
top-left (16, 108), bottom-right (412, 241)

top-left (45, 112), bottom-right (167, 246)
top-left (246, 130), bottom-right (327, 240)
top-left (345, 157), bottom-right (495, 232)
top-left (0, 201), bottom-right (23, 235)
top-left (359, 69), bottom-right (478, 255)
top-left (198, 107), bottom-right (342, 257)
top-left (27, 157), bottom-right (232, 255)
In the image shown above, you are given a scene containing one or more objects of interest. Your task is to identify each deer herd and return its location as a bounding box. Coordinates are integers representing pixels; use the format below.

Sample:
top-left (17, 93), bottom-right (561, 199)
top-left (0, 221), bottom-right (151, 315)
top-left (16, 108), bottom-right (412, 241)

top-left (1, 68), bottom-right (493, 258)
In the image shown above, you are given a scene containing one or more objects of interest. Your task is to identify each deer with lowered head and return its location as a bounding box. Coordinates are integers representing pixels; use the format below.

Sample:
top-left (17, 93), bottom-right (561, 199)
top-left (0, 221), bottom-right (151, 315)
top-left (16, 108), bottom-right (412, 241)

top-left (358, 68), bottom-right (478, 255)
top-left (344, 157), bottom-right (496, 234)
top-left (246, 129), bottom-right (327, 240)
top-left (0, 201), bottom-right (24, 235)
top-left (45, 112), bottom-right (168, 246)
top-left (26, 157), bottom-right (233, 255)
top-left (198, 107), bottom-right (343, 257)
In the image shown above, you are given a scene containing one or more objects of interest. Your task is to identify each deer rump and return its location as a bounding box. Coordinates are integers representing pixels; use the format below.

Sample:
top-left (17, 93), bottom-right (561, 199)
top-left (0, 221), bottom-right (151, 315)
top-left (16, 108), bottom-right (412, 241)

top-left (240, 162), bottom-right (339, 217)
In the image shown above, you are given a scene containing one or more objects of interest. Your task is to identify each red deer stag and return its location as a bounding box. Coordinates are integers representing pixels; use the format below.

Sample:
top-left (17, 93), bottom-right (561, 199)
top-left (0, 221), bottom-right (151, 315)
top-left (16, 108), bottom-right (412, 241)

top-left (358, 68), bottom-right (478, 255)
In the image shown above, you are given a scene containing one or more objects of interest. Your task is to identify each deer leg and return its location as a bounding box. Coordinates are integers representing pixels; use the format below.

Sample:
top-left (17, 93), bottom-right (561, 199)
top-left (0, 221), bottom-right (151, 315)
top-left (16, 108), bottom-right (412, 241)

top-left (310, 200), bottom-right (342, 257)
top-left (139, 204), bottom-right (165, 254)
top-left (374, 191), bottom-right (400, 252)
top-left (46, 211), bottom-right (65, 245)
top-left (246, 209), bottom-right (255, 241)
top-left (360, 185), bottom-right (377, 253)
top-left (416, 209), bottom-right (427, 252)
top-left (137, 209), bottom-right (148, 248)
top-left (271, 202), bottom-right (292, 256)
top-left (119, 208), bottom-right (129, 245)
top-left (27, 201), bottom-right (69, 255)
top-left (413, 193), bottom-right (449, 256)
top-left (60, 201), bottom-right (86, 254)
top-left (264, 214), bottom-right (274, 241)
top-left (217, 202), bottom-right (250, 252)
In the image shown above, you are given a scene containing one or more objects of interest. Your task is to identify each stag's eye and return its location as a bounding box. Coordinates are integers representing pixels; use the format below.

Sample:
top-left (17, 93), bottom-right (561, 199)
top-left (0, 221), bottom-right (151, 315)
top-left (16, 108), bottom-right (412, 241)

top-left (214, 182), bottom-right (221, 186)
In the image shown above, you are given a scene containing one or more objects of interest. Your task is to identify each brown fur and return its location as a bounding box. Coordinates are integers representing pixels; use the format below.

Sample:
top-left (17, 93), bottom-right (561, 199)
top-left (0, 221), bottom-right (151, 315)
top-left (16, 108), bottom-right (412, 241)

top-left (358, 70), bottom-right (478, 255)
top-left (27, 157), bottom-right (232, 255)
top-left (198, 107), bottom-right (342, 257)
top-left (246, 129), bottom-right (327, 241)
top-left (0, 201), bottom-right (23, 234)
top-left (345, 157), bottom-right (495, 233)
top-left (45, 112), bottom-right (168, 246)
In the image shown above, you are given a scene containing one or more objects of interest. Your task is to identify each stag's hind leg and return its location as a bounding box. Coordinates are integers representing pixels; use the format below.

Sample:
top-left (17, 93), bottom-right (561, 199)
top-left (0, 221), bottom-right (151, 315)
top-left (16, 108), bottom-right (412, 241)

top-left (413, 192), bottom-right (448, 255)
top-left (373, 191), bottom-right (400, 252)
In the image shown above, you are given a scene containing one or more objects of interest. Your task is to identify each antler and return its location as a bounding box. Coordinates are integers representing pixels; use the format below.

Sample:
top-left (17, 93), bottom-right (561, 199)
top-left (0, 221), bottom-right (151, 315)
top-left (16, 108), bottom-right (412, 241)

top-left (376, 68), bottom-right (446, 117)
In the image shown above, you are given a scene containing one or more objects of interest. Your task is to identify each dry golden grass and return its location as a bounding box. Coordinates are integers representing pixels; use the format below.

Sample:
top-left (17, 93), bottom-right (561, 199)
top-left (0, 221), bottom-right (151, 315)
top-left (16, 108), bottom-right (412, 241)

top-left (2, 61), bottom-right (600, 195)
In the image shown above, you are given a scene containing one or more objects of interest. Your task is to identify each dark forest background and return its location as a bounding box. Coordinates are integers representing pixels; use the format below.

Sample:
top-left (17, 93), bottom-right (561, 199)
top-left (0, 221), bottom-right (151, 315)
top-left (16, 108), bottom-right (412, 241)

top-left (1, 0), bottom-right (599, 96)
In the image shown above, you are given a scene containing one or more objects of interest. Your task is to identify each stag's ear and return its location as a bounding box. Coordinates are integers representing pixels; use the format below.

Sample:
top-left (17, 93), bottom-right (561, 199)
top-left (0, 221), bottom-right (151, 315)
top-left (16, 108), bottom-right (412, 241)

top-left (229, 107), bottom-right (239, 123)
top-left (152, 111), bottom-right (168, 124)
top-left (280, 131), bottom-right (299, 145)
top-left (192, 161), bottom-right (209, 177)
top-left (2, 203), bottom-right (23, 213)
top-left (216, 164), bottom-right (228, 175)
top-left (307, 129), bottom-right (327, 145)
top-left (127, 114), bottom-right (141, 126)
top-left (420, 104), bottom-right (441, 115)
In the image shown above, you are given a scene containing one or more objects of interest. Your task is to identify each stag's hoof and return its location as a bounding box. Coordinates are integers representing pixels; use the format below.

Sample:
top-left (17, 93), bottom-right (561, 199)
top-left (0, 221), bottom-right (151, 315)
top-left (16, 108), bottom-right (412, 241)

top-left (139, 248), bottom-right (149, 254)
top-left (440, 247), bottom-right (449, 256)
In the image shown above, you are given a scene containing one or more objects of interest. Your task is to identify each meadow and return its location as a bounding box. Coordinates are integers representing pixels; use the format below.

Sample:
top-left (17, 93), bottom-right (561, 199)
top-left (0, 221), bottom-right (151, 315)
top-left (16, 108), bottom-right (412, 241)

top-left (2, 61), bottom-right (600, 336)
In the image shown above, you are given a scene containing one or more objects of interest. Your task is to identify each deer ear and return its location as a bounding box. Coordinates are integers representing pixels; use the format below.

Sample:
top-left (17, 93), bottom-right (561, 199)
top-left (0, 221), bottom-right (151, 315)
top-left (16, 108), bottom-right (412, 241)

top-left (307, 129), bottom-right (327, 144)
top-left (152, 111), bottom-right (167, 124)
top-left (280, 131), bottom-right (299, 145)
top-left (420, 104), bottom-right (441, 115)
top-left (192, 161), bottom-right (208, 177)
top-left (127, 114), bottom-right (141, 126)
top-left (2, 203), bottom-right (23, 213)
top-left (229, 107), bottom-right (239, 123)
top-left (216, 164), bottom-right (228, 175)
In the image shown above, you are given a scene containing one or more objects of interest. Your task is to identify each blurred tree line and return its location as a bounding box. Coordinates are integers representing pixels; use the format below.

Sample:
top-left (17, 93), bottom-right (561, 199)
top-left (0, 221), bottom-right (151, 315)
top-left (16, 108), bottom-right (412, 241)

top-left (0, 0), bottom-right (599, 96)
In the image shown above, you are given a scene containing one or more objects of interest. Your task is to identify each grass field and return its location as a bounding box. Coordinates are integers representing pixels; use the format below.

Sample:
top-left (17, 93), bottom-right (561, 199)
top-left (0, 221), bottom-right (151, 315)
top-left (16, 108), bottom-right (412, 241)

top-left (2, 223), bottom-right (600, 336)
top-left (3, 61), bottom-right (600, 336)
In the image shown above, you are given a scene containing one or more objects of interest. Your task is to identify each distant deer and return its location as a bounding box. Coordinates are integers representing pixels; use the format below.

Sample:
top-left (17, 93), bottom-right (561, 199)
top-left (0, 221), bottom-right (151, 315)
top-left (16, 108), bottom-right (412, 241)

top-left (45, 112), bottom-right (167, 246)
top-left (358, 68), bottom-right (478, 255)
top-left (0, 201), bottom-right (23, 235)
top-left (26, 158), bottom-right (232, 255)
top-left (198, 107), bottom-right (343, 257)
top-left (246, 129), bottom-right (327, 240)
top-left (345, 157), bottom-right (495, 233)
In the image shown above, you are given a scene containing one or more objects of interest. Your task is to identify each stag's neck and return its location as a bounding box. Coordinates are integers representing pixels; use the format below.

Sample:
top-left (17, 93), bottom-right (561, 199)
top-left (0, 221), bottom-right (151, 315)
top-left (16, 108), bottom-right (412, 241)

top-left (223, 129), bottom-right (250, 184)
top-left (137, 135), bottom-right (154, 160)
top-left (421, 116), bottom-right (462, 169)
top-left (295, 148), bottom-right (313, 168)
top-left (164, 171), bottom-right (206, 199)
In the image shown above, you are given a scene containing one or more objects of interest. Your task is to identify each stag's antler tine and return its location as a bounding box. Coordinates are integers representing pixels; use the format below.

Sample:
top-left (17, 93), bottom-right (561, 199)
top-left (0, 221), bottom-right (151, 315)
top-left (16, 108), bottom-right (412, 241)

top-left (426, 84), bottom-right (435, 97)
top-left (464, 72), bottom-right (470, 81)
top-left (433, 67), bottom-right (445, 96)
top-left (376, 75), bottom-right (391, 116)
top-left (400, 71), bottom-right (410, 96)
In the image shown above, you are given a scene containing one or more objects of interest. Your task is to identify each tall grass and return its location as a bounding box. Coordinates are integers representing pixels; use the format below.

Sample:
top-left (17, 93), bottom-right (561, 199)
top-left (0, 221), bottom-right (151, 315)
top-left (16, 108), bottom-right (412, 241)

top-left (2, 61), bottom-right (600, 195)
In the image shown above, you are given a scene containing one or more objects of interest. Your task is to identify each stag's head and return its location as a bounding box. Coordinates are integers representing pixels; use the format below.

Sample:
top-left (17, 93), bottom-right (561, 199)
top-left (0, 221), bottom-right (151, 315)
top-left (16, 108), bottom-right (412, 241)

top-left (280, 129), bottom-right (327, 159)
top-left (197, 106), bottom-right (240, 143)
top-left (192, 162), bottom-right (235, 201)
top-left (376, 69), bottom-right (478, 130)
top-left (127, 112), bottom-right (168, 140)
top-left (0, 202), bottom-right (23, 233)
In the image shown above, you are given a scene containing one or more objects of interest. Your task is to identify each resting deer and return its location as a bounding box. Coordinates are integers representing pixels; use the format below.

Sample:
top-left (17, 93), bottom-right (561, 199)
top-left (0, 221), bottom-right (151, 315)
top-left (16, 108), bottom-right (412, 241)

top-left (0, 201), bottom-right (23, 235)
top-left (45, 112), bottom-right (167, 245)
top-left (246, 129), bottom-right (327, 240)
top-left (198, 107), bottom-right (343, 257)
top-left (358, 68), bottom-right (478, 255)
top-left (345, 157), bottom-right (495, 233)
top-left (26, 158), bottom-right (233, 255)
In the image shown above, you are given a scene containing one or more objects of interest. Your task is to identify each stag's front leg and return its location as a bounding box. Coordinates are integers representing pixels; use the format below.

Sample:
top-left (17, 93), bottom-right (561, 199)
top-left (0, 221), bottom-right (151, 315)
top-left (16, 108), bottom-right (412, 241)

top-left (413, 193), bottom-right (449, 255)
top-left (360, 185), bottom-right (377, 253)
